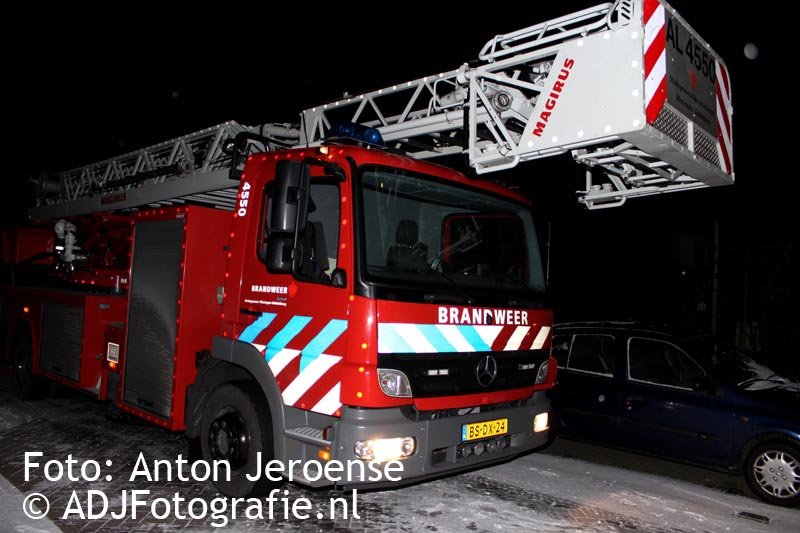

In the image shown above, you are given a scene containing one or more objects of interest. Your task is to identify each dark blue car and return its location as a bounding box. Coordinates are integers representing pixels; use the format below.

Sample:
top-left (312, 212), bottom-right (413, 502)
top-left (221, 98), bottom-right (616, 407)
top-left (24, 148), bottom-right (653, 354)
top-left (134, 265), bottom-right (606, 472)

top-left (551, 322), bottom-right (800, 507)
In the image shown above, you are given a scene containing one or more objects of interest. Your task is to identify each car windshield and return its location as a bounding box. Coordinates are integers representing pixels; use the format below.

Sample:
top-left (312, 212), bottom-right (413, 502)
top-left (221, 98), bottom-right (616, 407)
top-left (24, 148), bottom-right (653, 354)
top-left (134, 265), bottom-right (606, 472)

top-left (686, 336), bottom-right (800, 391)
top-left (359, 167), bottom-right (545, 299)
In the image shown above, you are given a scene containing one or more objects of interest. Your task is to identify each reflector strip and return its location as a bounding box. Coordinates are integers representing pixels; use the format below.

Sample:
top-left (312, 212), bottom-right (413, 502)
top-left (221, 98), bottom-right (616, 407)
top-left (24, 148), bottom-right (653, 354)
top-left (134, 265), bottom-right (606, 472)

top-left (643, 0), bottom-right (667, 123)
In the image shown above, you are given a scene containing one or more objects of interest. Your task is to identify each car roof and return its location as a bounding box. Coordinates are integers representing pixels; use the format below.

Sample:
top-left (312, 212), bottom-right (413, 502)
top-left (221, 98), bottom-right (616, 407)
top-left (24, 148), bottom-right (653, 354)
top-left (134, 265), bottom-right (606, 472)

top-left (553, 321), bottom-right (707, 340)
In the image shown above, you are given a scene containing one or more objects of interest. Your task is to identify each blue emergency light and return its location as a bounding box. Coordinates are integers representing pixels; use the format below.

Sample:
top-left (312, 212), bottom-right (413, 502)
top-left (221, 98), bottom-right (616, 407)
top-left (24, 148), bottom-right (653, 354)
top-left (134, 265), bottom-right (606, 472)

top-left (325, 122), bottom-right (385, 147)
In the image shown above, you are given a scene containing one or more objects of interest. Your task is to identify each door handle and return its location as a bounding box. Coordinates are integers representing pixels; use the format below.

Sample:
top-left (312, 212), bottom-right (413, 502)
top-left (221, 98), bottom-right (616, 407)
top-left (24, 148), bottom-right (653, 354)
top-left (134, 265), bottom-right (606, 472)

top-left (624, 395), bottom-right (646, 411)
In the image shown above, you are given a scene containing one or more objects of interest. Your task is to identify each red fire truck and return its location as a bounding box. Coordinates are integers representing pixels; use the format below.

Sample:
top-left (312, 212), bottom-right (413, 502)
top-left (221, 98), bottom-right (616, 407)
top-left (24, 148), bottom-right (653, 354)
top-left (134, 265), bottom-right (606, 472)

top-left (1, 0), bottom-right (732, 497)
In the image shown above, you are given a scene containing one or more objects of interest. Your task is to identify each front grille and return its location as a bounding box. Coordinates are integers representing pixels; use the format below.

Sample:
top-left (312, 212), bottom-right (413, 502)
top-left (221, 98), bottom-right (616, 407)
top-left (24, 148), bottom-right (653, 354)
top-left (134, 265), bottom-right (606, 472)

top-left (378, 349), bottom-right (549, 398)
top-left (407, 399), bottom-right (528, 421)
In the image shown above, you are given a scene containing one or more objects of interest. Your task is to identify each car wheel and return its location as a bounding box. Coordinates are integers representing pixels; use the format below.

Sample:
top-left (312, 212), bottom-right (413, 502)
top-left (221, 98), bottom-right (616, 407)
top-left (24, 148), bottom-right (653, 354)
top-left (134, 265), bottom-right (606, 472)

top-left (200, 383), bottom-right (281, 497)
top-left (13, 333), bottom-right (49, 400)
top-left (744, 440), bottom-right (800, 507)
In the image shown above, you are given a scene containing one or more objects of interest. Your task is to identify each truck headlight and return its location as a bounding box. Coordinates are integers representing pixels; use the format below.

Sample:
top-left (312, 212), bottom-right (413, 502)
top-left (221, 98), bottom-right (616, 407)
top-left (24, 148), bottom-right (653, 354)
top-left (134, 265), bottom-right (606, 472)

top-left (354, 437), bottom-right (416, 462)
top-left (533, 413), bottom-right (549, 433)
top-left (535, 360), bottom-right (550, 384)
top-left (378, 368), bottom-right (412, 397)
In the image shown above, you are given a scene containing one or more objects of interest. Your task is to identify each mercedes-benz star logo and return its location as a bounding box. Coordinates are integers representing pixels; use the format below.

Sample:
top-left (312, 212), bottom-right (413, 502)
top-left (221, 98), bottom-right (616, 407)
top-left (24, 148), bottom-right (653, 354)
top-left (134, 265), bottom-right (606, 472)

top-left (476, 355), bottom-right (498, 387)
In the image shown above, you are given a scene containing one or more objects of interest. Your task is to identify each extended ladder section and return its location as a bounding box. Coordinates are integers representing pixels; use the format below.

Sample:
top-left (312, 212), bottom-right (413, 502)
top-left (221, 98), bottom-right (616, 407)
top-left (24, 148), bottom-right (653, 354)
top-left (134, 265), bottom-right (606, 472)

top-left (301, 0), bottom-right (734, 209)
top-left (31, 0), bottom-right (732, 218)
top-left (29, 122), bottom-right (300, 219)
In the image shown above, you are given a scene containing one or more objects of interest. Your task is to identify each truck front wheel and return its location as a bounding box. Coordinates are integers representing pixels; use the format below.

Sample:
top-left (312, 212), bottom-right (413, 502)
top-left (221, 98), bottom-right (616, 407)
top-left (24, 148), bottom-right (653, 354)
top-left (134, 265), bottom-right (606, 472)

top-left (200, 383), bottom-right (281, 497)
top-left (13, 333), bottom-right (49, 400)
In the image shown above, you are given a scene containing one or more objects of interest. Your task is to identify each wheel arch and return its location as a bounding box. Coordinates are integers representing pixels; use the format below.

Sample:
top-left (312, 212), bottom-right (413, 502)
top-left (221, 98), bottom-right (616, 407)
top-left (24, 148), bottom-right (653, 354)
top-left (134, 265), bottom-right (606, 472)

top-left (737, 430), bottom-right (800, 470)
top-left (185, 336), bottom-right (286, 462)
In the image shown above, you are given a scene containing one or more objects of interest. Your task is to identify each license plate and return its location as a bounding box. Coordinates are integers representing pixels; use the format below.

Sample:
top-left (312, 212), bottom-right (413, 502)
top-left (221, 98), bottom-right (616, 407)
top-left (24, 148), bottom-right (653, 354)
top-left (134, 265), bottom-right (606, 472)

top-left (461, 418), bottom-right (508, 442)
top-left (106, 342), bottom-right (120, 363)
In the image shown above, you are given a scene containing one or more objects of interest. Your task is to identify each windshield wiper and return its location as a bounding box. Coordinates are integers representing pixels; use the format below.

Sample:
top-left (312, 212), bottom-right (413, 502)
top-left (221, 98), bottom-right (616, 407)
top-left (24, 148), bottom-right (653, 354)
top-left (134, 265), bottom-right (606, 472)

top-left (426, 269), bottom-right (477, 306)
top-left (737, 373), bottom-right (785, 388)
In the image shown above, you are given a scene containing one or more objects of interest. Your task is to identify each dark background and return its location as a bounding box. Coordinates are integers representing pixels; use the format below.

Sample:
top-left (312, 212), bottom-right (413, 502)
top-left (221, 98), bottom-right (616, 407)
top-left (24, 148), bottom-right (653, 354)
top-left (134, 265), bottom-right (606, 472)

top-left (4, 2), bottom-right (797, 372)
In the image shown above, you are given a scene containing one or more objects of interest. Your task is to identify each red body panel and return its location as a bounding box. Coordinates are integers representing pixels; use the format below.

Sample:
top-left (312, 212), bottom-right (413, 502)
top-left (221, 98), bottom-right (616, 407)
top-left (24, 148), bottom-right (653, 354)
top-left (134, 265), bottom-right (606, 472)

top-left (1, 226), bottom-right (54, 266)
top-left (116, 207), bottom-right (229, 430)
top-left (1, 288), bottom-right (126, 392)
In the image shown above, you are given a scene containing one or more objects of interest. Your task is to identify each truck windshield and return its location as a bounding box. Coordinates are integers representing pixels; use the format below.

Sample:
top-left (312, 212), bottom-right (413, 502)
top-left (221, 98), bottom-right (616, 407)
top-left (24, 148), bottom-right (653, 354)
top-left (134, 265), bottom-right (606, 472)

top-left (358, 166), bottom-right (545, 301)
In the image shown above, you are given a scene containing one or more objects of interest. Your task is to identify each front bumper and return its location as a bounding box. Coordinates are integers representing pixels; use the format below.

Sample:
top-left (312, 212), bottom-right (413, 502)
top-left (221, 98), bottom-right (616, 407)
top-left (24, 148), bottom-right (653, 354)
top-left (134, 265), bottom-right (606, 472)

top-left (331, 391), bottom-right (550, 488)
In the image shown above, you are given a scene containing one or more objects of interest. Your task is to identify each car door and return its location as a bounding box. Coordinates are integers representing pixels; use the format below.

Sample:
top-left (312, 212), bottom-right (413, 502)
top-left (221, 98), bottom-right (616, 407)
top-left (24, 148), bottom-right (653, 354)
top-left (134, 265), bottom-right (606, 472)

top-left (619, 336), bottom-right (734, 465)
top-left (553, 332), bottom-right (621, 443)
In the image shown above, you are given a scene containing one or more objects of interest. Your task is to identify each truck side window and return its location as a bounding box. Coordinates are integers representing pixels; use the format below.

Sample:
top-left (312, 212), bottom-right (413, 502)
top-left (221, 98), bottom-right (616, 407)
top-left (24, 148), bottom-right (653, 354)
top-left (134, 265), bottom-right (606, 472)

top-left (259, 180), bottom-right (340, 280)
top-left (303, 183), bottom-right (340, 277)
top-left (566, 334), bottom-right (615, 376)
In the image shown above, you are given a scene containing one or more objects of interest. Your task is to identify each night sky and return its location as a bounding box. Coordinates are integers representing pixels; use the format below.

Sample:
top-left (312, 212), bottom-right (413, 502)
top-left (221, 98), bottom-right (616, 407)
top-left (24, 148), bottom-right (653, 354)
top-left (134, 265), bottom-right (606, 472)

top-left (5, 2), bottom-right (796, 359)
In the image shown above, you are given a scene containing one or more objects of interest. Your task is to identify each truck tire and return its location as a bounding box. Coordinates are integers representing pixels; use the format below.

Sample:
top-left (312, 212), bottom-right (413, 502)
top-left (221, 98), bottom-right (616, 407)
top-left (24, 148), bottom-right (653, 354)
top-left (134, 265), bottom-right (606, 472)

top-left (200, 383), bottom-right (281, 497)
top-left (744, 440), bottom-right (800, 507)
top-left (13, 333), bottom-right (49, 400)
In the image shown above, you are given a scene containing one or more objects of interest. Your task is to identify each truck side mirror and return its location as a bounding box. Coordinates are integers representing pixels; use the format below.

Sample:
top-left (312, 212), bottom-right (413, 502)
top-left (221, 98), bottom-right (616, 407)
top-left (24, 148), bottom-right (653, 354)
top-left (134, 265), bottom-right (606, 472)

top-left (266, 160), bottom-right (310, 273)
top-left (270, 160), bottom-right (309, 233)
top-left (265, 236), bottom-right (294, 273)
top-left (228, 132), bottom-right (269, 180)
top-left (331, 268), bottom-right (347, 288)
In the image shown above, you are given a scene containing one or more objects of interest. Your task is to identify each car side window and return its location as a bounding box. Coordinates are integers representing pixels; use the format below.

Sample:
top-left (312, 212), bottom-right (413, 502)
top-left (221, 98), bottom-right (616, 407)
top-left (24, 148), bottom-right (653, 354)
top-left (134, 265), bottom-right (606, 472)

top-left (566, 334), bottom-right (615, 376)
top-left (551, 335), bottom-right (571, 368)
top-left (627, 337), bottom-right (705, 389)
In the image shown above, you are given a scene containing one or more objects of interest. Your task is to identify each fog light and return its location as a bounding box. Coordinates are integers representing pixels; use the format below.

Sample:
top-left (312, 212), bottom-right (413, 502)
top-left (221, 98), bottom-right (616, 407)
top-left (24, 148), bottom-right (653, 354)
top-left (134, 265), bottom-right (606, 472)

top-left (377, 368), bottom-right (412, 397)
top-left (533, 412), bottom-right (549, 433)
top-left (486, 440), bottom-right (497, 453)
top-left (474, 442), bottom-right (486, 456)
top-left (462, 444), bottom-right (473, 457)
top-left (535, 360), bottom-right (550, 384)
top-left (354, 437), bottom-right (416, 462)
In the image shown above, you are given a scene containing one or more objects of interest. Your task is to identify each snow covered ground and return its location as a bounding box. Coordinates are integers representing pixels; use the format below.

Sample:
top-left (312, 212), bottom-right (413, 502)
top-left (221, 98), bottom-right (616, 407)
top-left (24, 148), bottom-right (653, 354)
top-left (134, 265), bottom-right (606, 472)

top-left (1, 380), bottom-right (799, 532)
top-left (330, 443), bottom-right (800, 533)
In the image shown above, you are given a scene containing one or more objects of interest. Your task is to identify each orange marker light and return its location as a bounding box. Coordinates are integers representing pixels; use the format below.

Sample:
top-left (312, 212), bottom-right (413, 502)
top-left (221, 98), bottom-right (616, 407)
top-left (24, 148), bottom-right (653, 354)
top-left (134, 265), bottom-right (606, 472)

top-left (361, 342), bottom-right (368, 350)
top-left (23, 306), bottom-right (30, 314)
top-left (358, 366), bottom-right (365, 373)
top-left (356, 392), bottom-right (363, 398)
top-left (318, 449), bottom-right (331, 461)
top-left (109, 361), bottom-right (118, 370)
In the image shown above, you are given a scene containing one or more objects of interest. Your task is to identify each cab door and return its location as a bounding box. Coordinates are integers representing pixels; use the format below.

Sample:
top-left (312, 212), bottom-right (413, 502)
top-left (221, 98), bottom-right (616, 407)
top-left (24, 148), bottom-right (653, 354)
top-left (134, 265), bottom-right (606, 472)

top-left (238, 160), bottom-right (352, 416)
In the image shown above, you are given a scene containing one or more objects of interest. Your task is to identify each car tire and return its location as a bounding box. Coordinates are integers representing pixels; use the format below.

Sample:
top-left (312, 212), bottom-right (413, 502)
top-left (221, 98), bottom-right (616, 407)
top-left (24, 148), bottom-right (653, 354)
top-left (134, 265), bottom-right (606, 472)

top-left (12, 333), bottom-right (49, 400)
top-left (200, 383), bottom-right (282, 497)
top-left (744, 440), bottom-right (800, 507)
